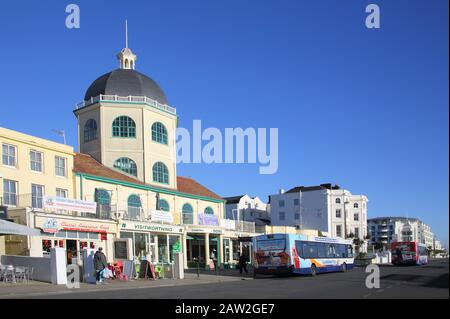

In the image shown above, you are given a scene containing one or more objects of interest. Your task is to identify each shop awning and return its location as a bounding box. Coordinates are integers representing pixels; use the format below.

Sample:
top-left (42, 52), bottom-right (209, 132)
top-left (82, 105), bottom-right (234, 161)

top-left (0, 219), bottom-right (41, 236)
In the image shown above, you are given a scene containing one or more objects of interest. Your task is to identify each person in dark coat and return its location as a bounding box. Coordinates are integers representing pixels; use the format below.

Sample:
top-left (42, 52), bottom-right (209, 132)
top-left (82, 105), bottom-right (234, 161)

top-left (94, 247), bottom-right (108, 284)
top-left (239, 252), bottom-right (248, 274)
top-left (395, 248), bottom-right (403, 265)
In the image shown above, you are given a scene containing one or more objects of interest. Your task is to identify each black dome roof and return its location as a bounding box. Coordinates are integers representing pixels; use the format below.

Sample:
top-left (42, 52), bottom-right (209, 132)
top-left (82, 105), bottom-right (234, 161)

top-left (85, 69), bottom-right (168, 105)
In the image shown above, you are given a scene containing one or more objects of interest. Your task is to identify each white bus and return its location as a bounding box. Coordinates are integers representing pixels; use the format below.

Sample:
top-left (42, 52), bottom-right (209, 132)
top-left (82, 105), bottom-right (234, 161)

top-left (253, 233), bottom-right (354, 276)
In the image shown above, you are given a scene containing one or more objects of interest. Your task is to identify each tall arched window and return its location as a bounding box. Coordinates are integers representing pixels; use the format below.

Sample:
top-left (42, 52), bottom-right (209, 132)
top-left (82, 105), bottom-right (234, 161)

top-left (127, 195), bottom-right (142, 220)
top-left (114, 157), bottom-right (137, 177)
top-left (84, 119), bottom-right (97, 143)
top-left (159, 199), bottom-right (170, 212)
top-left (204, 207), bottom-right (214, 215)
top-left (95, 189), bottom-right (110, 219)
top-left (112, 116), bottom-right (136, 137)
top-left (336, 198), bottom-right (341, 204)
top-left (151, 122), bottom-right (168, 145)
top-left (152, 162), bottom-right (169, 184)
top-left (182, 203), bottom-right (193, 225)
top-left (354, 203), bottom-right (359, 208)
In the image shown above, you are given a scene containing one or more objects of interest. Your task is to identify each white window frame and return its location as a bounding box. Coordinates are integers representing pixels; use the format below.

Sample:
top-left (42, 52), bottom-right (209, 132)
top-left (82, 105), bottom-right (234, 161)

top-left (55, 156), bottom-right (67, 177)
top-left (32, 184), bottom-right (45, 209)
top-left (56, 188), bottom-right (68, 198)
top-left (3, 179), bottom-right (18, 206)
top-left (30, 150), bottom-right (43, 172)
top-left (336, 225), bottom-right (342, 237)
top-left (2, 143), bottom-right (17, 167)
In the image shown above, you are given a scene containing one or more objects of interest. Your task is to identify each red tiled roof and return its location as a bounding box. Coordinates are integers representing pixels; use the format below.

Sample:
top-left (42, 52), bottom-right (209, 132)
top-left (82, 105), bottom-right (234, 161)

top-left (74, 153), bottom-right (146, 186)
top-left (73, 153), bottom-right (223, 201)
top-left (176, 176), bottom-right (223, 200)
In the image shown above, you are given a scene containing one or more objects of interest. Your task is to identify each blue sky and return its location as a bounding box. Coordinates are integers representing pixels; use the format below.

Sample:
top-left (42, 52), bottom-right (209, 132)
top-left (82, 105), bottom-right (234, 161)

top-left (0, 1), bottom-right (448, 247)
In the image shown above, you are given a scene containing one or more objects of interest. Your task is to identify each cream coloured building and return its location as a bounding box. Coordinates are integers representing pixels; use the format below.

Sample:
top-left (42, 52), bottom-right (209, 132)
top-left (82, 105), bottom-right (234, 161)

top-left (0, 127), bottom-right (118, 261)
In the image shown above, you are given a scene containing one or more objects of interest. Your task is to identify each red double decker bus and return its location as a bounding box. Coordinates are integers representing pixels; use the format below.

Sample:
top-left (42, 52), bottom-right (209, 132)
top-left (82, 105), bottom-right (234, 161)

top-left (391, 241), bottom-right (429, 266)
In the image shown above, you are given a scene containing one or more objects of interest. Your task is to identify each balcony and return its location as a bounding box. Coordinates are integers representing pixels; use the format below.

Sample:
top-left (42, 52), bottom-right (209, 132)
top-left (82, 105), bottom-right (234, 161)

top-left (234, 220), bottom-right (256, 233)
top-left (1, 194), bottom-right (115, 220)
top-left (75, 94), bottom-right (177, 115)
top-left (1, 195), bottom-right (256, 231)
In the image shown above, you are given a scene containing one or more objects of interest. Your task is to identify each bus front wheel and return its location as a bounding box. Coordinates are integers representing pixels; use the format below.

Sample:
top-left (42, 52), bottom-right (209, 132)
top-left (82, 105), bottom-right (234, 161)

top-left (310, 264), bottom-right (317, 276)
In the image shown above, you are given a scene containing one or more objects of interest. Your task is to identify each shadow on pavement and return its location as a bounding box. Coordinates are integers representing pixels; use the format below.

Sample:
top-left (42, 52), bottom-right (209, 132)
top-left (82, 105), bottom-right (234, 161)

top-left (380, 274), bottom-right (423, 282)
top-left (422, 274), bottom-right (449, 289)
top-left (185, 268), bottom-right (253, 278)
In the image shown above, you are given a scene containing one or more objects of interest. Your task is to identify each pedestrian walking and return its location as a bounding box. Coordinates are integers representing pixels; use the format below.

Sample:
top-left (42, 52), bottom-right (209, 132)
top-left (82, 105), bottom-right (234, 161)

top-left (210, 249), bottom-right (217, 271)
top-left (239, 252), bottom-right (248, 275)
top-left (395, 247), bottom-right (403, 265)
top-left (94, 247), bottom-right (108, 285)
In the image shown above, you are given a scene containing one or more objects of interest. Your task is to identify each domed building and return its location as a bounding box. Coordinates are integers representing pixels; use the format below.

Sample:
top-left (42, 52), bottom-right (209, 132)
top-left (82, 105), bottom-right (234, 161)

top-left (71, 34), bottom-right (255, 269)
top-left (74, 42), bottom-right (177, 189)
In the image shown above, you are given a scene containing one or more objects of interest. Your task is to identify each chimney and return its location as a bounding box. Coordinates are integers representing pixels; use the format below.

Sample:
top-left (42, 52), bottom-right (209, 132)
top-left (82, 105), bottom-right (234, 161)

top-left (279, 189), bottom-right (285, 194)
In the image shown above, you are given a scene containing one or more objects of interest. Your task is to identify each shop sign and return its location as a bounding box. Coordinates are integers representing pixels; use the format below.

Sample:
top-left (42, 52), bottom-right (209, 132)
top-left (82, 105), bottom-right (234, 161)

top-left (189, 228), bottom-right (207, 233)
top-left (151, 210), bottom-right (174, 224)
top-left (59, 221), bottom-right (111, 233)
top-left (121, 222), bottom-right (183, 234)
top-left (42, 218), bottom-right (59, 233)
top-left (35, 216), bottom-right (114, 234)
top-left (198, 213), bottom-right (219, 226)
top-left (43, 196), bottom-right (97, 214)
top-left (186, 226), bottom-right (223, 235)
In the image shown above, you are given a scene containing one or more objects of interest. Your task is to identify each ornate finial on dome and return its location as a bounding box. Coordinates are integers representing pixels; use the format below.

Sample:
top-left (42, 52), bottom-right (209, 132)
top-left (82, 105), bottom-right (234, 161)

top-left (117, 20), bottom-right (137, 70)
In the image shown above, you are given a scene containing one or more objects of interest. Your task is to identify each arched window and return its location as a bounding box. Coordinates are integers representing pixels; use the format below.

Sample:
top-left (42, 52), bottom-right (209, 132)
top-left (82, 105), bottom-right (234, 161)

top-left (130, 60), bottom-right (134, 69)
top-left (159, 199), bottom-right (170, 212)
top-left (95, 189), bottom-right (110, 205)
top-left (125, 59), bottom-right (129, 68)
top-left (84, 119), bottom-right (97, 143)
top-left (114, 157), bottom-right (137, 177)
top-left (152, 162), bottom-right (169, 184)
top-left (336, 198), bottom-right (341, 204)
top-left (95, 189), bottom-right (110, 219)
top-left (204, 207), bottom-right (214, 215)
top-left (182, 203), bottom-right (193, 225)
top-left (354, 203), bottom-right (359, 208)
top-left (112, 116), bottom-right (136, 138)
top-left (127, 195), bottom-right (142, 220)
top-left (151, 122), bottom-right (168, 145)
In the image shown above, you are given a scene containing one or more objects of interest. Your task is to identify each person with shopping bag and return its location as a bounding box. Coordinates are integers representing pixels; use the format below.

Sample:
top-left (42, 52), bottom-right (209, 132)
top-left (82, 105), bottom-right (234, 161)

top-left (93, 247), bottom-right (108, 285)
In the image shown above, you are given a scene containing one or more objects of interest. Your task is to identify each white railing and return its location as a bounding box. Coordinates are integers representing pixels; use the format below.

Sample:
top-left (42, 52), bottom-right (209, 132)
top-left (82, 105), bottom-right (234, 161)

top-left (76, 94), bottom-right (177, 115)
top-left (235, 220), bottom-right (256, 233)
